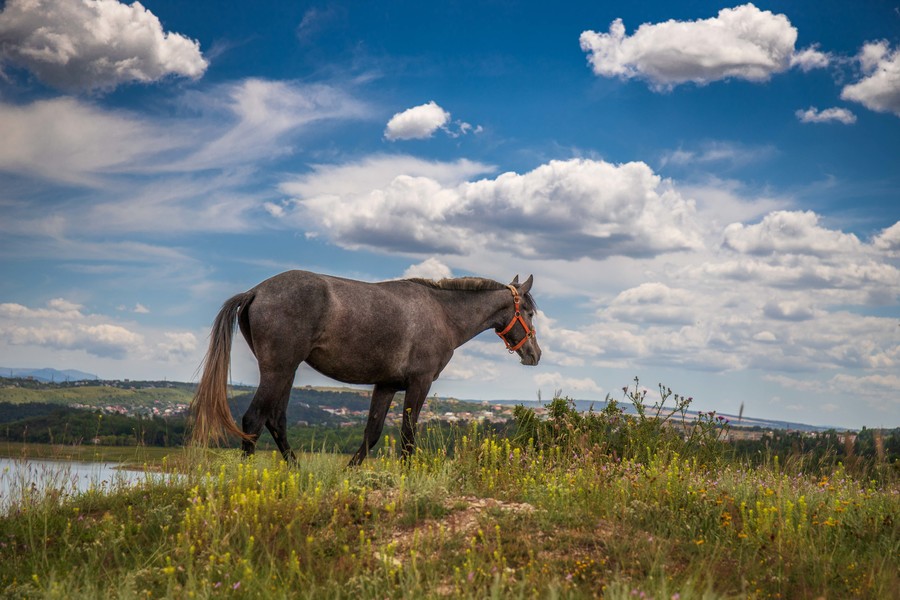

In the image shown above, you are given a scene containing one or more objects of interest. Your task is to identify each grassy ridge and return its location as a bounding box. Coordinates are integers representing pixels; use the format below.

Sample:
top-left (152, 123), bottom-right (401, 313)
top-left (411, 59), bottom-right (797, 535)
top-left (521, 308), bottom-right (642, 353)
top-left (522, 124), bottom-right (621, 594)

top-left (0, 385), bottom-right (193, 408)
top-left (2, 419), bottom-right (897, 599)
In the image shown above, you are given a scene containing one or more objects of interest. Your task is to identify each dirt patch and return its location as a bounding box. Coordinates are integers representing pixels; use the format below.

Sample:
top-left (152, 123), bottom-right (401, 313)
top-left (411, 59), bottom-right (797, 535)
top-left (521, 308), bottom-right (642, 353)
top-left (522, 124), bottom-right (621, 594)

top-left (384, 495), bottom-right (538, 553)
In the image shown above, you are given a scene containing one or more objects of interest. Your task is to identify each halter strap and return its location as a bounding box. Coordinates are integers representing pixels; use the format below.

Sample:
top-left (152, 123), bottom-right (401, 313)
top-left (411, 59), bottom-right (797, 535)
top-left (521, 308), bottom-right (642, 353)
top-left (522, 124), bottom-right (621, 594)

top-left (496, 285), bottom-right (535, 353)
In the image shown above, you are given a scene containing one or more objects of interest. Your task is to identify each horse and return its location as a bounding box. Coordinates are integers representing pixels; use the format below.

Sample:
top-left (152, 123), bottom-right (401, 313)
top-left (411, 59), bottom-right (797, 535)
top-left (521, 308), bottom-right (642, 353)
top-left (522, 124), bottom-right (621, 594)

top-left (190, 270), bottom-right (541, 465)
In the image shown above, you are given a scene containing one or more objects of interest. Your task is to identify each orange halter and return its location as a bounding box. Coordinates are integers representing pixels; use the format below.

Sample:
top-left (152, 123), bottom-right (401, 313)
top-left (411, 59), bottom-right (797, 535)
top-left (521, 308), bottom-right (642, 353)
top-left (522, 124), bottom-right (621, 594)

top-left (496, 285), bottom-right (535, 353)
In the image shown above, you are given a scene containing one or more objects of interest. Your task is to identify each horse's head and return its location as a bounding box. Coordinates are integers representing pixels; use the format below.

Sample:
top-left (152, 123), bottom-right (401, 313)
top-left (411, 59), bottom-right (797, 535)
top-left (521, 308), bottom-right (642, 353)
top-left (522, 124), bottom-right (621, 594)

top-left (497, 275), bottom-right (542, 366)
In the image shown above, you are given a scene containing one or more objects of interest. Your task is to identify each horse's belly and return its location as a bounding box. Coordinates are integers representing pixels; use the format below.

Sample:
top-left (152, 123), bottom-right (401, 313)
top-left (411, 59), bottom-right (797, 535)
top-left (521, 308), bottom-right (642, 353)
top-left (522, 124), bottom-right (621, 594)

top-left (304, 348), bottom-right (406, 386)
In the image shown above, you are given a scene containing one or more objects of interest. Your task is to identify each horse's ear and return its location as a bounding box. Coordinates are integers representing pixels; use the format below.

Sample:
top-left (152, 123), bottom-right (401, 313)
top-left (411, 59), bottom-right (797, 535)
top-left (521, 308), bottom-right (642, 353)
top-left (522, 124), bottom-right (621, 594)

top-left (510, 275), bottom-right (520, 285)
top-left (518, 274), bottom-right (534, 294)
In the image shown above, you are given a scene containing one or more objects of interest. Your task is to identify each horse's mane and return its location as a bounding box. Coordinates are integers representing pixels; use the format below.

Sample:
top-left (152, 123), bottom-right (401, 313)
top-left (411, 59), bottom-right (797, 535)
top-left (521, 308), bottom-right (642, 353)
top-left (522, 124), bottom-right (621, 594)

top-left (407, 277), bottom-right (536, 308)
top-left (408, 277), bottom-right (505, 292)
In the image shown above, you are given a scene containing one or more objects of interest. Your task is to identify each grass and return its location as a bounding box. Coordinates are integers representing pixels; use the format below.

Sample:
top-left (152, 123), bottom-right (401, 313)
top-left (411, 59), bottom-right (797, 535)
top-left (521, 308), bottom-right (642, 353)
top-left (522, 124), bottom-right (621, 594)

top-left (0, 441), bottom-right (185, 466)
top-left (0, 385), bottom-right (193, 408)
top-left (1, 417), bottom-right (897, 600)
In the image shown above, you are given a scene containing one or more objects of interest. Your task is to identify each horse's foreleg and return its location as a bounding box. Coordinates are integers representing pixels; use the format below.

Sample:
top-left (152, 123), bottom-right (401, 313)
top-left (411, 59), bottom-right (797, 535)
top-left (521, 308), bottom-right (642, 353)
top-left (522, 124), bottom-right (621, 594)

top-left (399, 379), bottom-right (432, 461)
top-left (348, 384), bottom-right (396, 466)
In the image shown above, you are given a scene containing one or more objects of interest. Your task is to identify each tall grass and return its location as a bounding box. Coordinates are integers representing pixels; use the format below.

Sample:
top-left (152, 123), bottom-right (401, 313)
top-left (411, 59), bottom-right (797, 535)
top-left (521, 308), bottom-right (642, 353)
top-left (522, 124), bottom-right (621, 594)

top-left (1, 393), bottom-right (897, 599)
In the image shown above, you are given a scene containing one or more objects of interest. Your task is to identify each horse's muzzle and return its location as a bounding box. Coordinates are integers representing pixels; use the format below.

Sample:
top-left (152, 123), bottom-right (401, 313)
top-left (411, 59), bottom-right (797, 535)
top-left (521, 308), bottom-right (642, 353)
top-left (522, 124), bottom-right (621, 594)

top-left (519, 344), bottom-right (541, 366)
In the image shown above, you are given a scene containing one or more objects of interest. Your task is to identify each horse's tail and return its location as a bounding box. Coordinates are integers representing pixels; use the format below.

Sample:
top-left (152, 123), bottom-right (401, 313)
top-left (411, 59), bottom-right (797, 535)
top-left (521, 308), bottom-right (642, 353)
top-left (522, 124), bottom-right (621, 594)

top-left (191, 291), bottom-right (256, 445)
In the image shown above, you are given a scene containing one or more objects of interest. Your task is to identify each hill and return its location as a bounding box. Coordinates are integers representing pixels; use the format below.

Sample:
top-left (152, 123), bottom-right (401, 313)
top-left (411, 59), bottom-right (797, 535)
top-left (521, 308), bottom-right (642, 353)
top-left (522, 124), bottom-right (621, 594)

top-left (0, 367), bottom-right (98, 382)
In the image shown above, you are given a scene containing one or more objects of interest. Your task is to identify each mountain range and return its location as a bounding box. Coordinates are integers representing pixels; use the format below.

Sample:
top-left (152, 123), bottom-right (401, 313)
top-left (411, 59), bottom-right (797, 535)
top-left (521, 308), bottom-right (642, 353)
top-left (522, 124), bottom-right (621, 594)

top-left (0, 367), bottom-right (99, 382)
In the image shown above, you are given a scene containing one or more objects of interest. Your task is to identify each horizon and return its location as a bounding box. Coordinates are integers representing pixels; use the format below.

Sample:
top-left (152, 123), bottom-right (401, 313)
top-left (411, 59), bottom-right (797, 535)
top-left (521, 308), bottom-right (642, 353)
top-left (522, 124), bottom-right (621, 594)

top-left (0, 1), bottom-right (898, 430)
top-left (0, 366), bottom-right (876, 432)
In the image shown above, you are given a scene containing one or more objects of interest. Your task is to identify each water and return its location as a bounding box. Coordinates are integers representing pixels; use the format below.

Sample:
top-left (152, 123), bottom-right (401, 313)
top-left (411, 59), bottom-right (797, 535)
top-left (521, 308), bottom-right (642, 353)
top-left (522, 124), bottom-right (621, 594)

top-left (0, 457), bottom-right (173, 513)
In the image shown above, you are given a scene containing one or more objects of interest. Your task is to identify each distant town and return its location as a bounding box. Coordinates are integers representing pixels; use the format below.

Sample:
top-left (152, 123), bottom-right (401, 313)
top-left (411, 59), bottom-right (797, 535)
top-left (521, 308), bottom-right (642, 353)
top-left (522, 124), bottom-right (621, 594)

top-left (0, 371), bottom-right (868, 444)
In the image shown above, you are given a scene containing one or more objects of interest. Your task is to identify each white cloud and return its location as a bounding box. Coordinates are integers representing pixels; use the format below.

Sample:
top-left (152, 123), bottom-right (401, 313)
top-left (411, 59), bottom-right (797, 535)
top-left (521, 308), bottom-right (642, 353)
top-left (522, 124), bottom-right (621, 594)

top-left (722, 211), bottom-right (862, 256)
top-left (841, 41), bottom-right (900, 117)
top-left (795, 106), bottom-right (856, 125)
top-left (155, 332), bottom-right (198, 361)
top-left (0, 79), bottom-right (368, 184)
top-left (177, 79), bottom-right (370, 171)
top-left (762, 299), bottom-right (815, 321)
top-left (789, 46), bottom-right (831, 72)
top-left (605, 283), bottom-right (697, 325)
top-left (580, 4), bottom-right (827, 90)
top-left (0, 298), bottom-right (204, 365)
top-left (402, 258), bottom-right (453, 280)
top-left (660, 141), bottom-right (777, 168)
top-left (0, 298), bottom-right (143, 359)
top-left (0, 97), bottom-right (179, 185)
top-left (385, 101), bottom-right (451, 140)
top-left (117, 303), bottom-right (150, 314)
top-left (288, 157), bottom-right (704, 259)
top-left (873, 221), bottom-right (900, 255)
top-left (281, 154), bottom-right (493, 199)
top-left (534, 371), bottom-right (603, 396)
top-left (0, 0), bottom-right (207, 91)
top-left (0, 79), bottom-right (371, 243)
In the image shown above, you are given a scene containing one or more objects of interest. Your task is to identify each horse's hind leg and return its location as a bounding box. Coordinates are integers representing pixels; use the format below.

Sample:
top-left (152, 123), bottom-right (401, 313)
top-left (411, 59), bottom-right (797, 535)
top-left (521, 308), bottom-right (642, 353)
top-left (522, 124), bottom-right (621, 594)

top-left (348, 384), bottom-right (396, 466)
top-left (241, 369), bottom-right (295, 460)
top-left (400, 378), bottom-right (432, 461)
top-left (266, 395), bottom-right (297, 465)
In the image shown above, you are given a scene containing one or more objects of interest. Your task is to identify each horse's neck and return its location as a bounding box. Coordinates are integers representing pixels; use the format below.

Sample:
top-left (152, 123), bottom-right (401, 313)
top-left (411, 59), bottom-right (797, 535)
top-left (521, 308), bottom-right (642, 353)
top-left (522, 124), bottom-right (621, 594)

top-left (438, 289), bottom-right (509, 347)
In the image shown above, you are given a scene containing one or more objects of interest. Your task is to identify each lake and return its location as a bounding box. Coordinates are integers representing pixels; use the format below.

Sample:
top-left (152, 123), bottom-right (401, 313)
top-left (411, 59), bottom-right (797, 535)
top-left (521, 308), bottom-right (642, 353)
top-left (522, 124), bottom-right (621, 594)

top-left (0, 457), bottom-right (174, 513)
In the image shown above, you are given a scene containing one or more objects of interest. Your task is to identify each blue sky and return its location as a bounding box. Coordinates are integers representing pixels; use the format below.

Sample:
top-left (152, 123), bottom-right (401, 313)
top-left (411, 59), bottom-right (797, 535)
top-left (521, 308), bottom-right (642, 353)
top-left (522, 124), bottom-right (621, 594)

top-left (1, 0), bottom-right (898, 428)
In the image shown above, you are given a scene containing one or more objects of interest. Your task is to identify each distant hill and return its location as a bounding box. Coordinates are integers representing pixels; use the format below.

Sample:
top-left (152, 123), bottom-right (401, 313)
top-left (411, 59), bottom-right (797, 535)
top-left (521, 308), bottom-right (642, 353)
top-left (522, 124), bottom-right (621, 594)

top-left (0, 374), bottom-right (847, 432)
top-left (491, 399), bottom-right (845, 433)
top-left (0, 367), bottom-right (98, 382)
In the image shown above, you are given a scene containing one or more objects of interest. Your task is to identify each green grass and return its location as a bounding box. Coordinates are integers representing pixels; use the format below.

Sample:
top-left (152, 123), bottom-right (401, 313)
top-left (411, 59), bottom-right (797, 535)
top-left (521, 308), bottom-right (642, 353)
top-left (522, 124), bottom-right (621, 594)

top-left (0, 385), bottom-right (193, 408)
top-left (1, 423), bottom-right (897, 599)
top-left (0, 442), bottom-right (186, 467)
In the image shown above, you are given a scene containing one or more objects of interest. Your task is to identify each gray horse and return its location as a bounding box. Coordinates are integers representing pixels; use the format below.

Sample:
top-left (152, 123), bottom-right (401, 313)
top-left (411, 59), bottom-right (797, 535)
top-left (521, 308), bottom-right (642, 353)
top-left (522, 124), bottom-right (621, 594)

top-left (191, 270), bottom-right (541, 464)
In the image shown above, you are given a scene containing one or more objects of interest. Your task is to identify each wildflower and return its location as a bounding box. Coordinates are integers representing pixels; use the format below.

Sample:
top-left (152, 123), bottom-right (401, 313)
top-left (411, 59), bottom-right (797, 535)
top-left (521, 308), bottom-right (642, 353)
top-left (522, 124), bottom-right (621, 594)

top-left (233, 581), bottom-right (241, 590)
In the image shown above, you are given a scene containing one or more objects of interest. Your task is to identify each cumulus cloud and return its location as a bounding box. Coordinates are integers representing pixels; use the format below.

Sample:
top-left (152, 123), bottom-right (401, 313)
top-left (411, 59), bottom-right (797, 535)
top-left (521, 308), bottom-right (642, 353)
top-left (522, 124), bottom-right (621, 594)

top-left (873, 222), bottom-right (900, 255)
top-left (534, 371), bottom-right (603, 396)
top-left (605, 283), bottom-right (698, 325)
top-left (789, 45), bottom-right (831, 72)
top-left (0, 297), bottom-right (203, 364)
top-left (402, 257), bottom-right (453, 280)
top-left (385, 101), bottom-right (451, 140)
top-left (795, 106), bottom-right (856, 125)
top-left (841, 41), bottom-right (900, 117)
top-left (723, 211), bottom-right (862, 256)
top-left (762, 299), bottom-right (815, 321)
top-left (155, 331), bottom-right (198, 361)
top-left (281, 154), bottom-right (493, 199)
top-left (0, 298), bottom-right (143, 359)
top-left (288, 157), bottom-right (704, 259)
top-left (0, 0), bottom-right (207, 91)
top-left (580, 4), bottom-right (827, 89)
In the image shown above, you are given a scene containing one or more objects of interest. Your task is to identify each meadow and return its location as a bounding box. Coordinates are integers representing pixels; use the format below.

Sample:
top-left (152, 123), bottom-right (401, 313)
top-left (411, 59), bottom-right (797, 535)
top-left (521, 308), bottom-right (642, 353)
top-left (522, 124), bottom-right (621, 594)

top-left (1, 388), bottom-right (897, 599)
